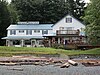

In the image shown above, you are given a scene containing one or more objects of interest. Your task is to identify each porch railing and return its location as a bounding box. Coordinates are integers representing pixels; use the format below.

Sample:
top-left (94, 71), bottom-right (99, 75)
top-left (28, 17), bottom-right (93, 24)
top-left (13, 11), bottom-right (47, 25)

top-left (56, 30), bottom-right (80, 35)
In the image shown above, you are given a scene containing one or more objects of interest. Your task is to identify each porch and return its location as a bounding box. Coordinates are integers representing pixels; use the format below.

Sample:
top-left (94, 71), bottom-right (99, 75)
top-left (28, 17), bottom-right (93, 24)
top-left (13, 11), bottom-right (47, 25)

top-left (2, 36), bottom-right (44, 47)
top-left (6, 39), bottom-right (44, 47)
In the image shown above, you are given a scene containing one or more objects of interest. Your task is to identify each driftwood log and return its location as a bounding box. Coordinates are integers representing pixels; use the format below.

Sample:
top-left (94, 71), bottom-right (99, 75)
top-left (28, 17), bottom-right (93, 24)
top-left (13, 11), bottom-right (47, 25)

top-left (60, 62), bottom-right (70, 68)
top-left (68, 60), bottom-right (78, 66)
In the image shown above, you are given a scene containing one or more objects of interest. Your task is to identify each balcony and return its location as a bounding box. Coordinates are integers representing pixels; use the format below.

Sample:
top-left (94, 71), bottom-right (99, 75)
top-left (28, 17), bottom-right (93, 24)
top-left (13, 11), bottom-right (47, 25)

top-left (56, 30), bottom-right (80, 35)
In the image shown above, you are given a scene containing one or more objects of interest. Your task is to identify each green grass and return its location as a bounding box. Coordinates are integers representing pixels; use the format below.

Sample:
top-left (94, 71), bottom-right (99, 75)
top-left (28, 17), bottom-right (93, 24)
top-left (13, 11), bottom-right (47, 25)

top-left (0, 46), bottom-right (100, 57)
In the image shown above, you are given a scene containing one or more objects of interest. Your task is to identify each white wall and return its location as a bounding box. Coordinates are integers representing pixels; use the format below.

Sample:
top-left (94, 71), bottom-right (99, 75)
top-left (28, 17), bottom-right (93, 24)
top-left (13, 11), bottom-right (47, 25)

top-left (7, 29), bottom-right (52, 36)
top-left (53, 15), bottom-right (85, 34)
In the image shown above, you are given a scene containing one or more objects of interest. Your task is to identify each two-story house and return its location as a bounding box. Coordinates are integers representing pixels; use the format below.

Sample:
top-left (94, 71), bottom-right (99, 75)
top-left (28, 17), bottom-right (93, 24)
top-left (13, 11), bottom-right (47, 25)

top-left (2, 14), bottom-right (86, 47)
top-left (43, 15), bottom-right (86, 47)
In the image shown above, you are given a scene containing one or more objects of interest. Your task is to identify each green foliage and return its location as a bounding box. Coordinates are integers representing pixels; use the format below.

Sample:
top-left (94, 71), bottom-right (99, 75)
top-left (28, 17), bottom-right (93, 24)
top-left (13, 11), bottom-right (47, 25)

top-left (11, 0), bottom-right (85, 23)
top-left (8, 3), bottom-right (19, 24)
top-left (0, 0), bottom-right (11, 45)
top-left (83, 0), bottom-right (100, 45)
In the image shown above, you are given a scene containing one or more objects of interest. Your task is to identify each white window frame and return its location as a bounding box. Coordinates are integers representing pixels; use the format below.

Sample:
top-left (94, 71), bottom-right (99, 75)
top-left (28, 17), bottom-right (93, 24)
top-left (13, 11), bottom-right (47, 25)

top-left (19, 30), bottom-right (24, 33)
top-left (10, 30), bottom-right (16, 35)
top-left (34, 30), bottom-right (40, 33)
top-left (66, 18), bottom-right (72, 23)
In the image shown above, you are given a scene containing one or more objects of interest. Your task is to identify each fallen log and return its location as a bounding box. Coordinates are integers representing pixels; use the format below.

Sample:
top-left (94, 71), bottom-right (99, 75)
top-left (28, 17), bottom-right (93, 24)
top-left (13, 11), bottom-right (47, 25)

top-left (68, 60), bottom-right (78, 66)
top-left (60, 62), bottom-right (70, 68)
top-left (82, 61), bottom-right (100, 67)
top-left (0, 63), bottom-right (20, 66)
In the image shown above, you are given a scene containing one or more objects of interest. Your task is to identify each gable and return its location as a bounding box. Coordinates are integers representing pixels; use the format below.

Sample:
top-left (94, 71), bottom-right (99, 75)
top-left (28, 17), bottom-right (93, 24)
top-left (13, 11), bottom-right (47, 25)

top-left (52, 14), bottom-right (85, 33)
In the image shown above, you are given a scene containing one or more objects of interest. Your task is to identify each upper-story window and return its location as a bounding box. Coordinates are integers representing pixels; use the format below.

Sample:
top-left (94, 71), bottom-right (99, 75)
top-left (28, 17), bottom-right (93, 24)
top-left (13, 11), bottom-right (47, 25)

top-left (10, 30), bottom-right (16, 35)
top-left (42, 30), bottom-right (48, 34)
top-left (26, 30), bottom-right (32, 35)
top-left (34, 30), bottom-right (40, 33)
top-left (66, 18), bottom-right (72, 23)
top-left (19, 30), bottom-right (24, 33)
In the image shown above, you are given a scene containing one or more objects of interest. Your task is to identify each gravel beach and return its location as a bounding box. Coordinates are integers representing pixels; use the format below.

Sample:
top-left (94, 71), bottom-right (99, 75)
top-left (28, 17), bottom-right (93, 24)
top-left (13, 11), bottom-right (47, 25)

top-left (0, 55), bottom-right (100, 75)
top-left (0, 65), bottom-right (100, 75)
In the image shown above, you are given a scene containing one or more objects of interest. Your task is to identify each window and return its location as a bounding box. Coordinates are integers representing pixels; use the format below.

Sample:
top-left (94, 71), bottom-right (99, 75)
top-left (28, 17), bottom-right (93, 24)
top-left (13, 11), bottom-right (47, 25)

top-left (10, 30), bottom-right (16, 35)
top-left (34, 30), bottom-right (40, 33)
top-left (42, 30), bottom-right (48, 34)
top-left (66, 18), bottom-right (72, 23)
top-left (26, 30), bottom-right (32, 35)
top-left (19, 30), bottom-right (24, 33)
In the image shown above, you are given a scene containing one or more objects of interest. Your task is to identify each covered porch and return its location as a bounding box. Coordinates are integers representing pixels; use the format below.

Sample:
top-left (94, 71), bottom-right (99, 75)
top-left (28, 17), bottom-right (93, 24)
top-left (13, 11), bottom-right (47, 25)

top-left (2, 36), bottom-right (44, 47)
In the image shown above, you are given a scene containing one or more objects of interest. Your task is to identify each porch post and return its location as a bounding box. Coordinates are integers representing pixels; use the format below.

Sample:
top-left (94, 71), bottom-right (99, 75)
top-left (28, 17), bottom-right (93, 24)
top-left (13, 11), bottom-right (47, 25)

top-left (58, 38), bottom-right (60, 44)
top-left (6, 40), bottom-right (10, 46)
top-left (21, 39), bottom-right (24, 47)
top-left (10, 40), bottom-right (13, 46)
top-left (31, 40), bottom-right (33, 47)
top-left (31, 40), bottom-right (34, 47)
top-left (35, 40), bottom-right (37, 47)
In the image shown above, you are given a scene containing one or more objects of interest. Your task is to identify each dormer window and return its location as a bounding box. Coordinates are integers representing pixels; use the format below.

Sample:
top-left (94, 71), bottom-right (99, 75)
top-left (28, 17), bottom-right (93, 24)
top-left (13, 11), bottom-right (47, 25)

top-left (66, 18), bottom-right (72, 23)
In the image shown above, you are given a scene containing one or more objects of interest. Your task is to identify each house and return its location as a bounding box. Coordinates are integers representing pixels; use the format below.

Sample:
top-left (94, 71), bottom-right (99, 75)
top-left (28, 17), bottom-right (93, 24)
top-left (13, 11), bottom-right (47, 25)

top-left (2, 21), bottom-right (53, 47)
top-left (43, 15), bottom-right (86, 47)
top-left (2, 14), bottom-right (86, 47)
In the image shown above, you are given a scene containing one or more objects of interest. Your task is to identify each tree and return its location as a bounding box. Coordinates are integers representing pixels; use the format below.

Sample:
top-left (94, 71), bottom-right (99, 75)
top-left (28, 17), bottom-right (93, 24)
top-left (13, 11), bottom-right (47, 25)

top-left (73, 0), bottom-right (86, 21)
top-left (11, 0), bottom-right (42, 21)
top-left (8, 3), bottom-right (19, 24)
top-left (0, 0), bottom-right (11, 45)
top-left (11, 0), bottom-right (85, 23)
top-left (40, 0), bottom-right (68, 23)
top-left (83, 0), bottom-right (100, 45)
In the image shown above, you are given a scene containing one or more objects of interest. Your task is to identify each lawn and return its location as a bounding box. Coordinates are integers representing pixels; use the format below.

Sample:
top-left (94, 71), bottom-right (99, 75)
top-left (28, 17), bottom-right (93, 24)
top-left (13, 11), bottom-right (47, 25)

top-left (0, 46), bottom-right (100, 57)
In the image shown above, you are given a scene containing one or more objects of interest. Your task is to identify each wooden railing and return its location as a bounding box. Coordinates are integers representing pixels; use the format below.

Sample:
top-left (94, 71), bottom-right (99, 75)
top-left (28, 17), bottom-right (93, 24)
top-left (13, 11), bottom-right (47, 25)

top-left (56, 30), bottom-right (80, 35)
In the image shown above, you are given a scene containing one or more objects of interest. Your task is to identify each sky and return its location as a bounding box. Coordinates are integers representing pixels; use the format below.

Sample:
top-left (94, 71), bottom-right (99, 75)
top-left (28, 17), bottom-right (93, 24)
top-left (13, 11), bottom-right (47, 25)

top-left (7, 0), bottom-right (90, 3)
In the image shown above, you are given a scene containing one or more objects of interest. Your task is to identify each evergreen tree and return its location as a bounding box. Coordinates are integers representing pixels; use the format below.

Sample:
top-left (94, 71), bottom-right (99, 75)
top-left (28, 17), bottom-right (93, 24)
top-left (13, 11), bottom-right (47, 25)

top-left (0, 0), bottom-right (11, 45)
top-left (83, 0), bottom-right (100, 45)
top-left (8, 3), bottom-right (19, 24)
top-left (11, 0), bottom-right (85, 23)
top-left (11, 0), bottom-right (42, 21)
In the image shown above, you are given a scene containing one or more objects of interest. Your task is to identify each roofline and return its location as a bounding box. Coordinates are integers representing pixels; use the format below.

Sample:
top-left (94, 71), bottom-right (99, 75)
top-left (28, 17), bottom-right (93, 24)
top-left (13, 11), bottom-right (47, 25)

top-left (10, 24), bottom-right (54, 25)
top-left (7, 23), bottom-right (54, 30)
top-left (7, 29), bottom-right (52, 30)
top-left (52, 14), bottom-right (85, 27)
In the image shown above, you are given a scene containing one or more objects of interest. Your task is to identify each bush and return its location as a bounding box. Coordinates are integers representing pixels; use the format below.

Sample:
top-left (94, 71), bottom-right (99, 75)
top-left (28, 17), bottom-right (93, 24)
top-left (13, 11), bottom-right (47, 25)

top-left (51, 43), bottom-right (59, 49)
